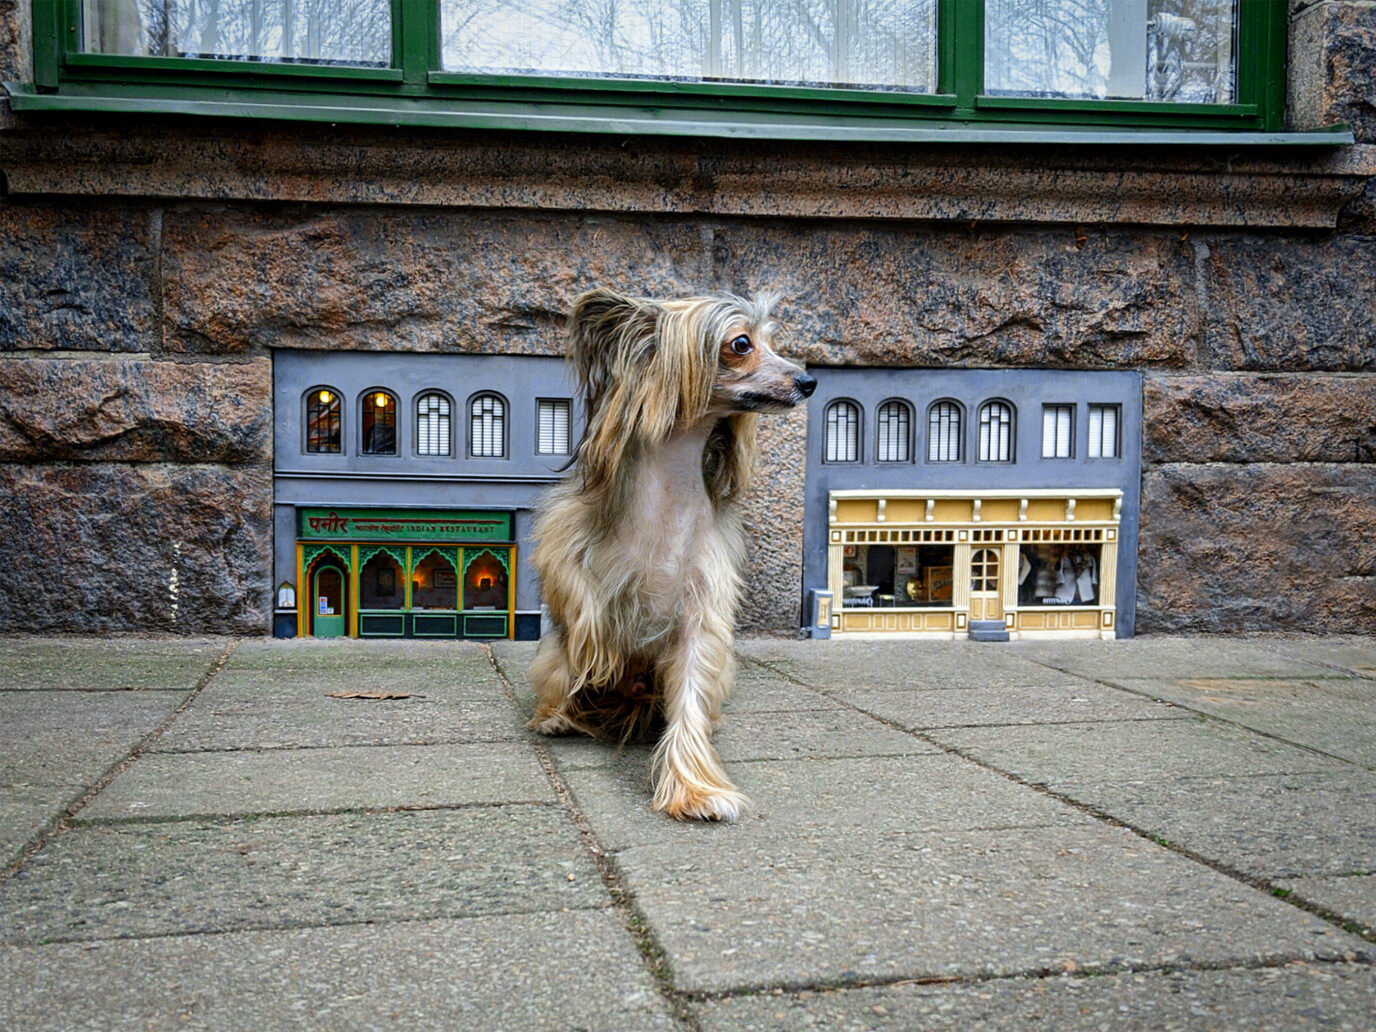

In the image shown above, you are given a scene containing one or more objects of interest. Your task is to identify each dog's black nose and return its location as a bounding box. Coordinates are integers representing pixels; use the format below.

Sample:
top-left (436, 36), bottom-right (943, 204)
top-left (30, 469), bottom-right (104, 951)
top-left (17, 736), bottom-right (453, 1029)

top-left (795, 372), bottom-right (818, 398)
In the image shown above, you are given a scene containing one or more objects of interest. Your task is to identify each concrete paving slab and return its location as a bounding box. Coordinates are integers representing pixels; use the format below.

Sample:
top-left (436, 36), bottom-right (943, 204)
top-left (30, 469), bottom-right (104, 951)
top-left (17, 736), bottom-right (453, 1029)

top-left (738, 639), bottom-right (1080, 692)
top-left (539, 705), bottom-right (940, 773)
top-left (1273, 637), bottom-right (1376, 678)
top-left (711, 707), bottom-right (943, 762)
top-left (0, 784), bottom-right (81, 866)
top-left (931, 718), bottom-right (1351, 786)
top-left (151, 676), bottom-right (521, 751)
top-left (0, 690), bottom-right (187, 862)
top-left (0, 690), bottom-right (185, 785)
top-left (560, 753), bottom-right (1094, 853)
top-left (618, 824), bottom-right (1364, 993)
top-left (0, 807), bottom-right (602, 945)
top-left (1050, 771), bottom-right (1376, 881)
top-left (0, 637), bottom-right (226, 691)
top-left (1280, 874), bottom-right (1376, 938)
top-left (1111, 676), bottom-right (1376, 766)
top-left (223, 637), bottom-right (497, 679)
top-left (0, 910), bottom-right (675, 1032)
top-left (1014, 637), bottom-right (1336, 681)
top-left (717, 669), bottom-right (840, 713)
top-left (83, 742), bottom-right (556, 819)
top-left (846, 683), bottom-right (1185, 731)
top-left (696, 962), bottom-right (1376, 1032)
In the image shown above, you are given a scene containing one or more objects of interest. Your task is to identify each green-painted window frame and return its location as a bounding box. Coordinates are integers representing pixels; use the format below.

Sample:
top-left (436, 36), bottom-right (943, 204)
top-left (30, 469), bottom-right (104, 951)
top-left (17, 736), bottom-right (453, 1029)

top-left (12, 0), bottom-right (1344, 142)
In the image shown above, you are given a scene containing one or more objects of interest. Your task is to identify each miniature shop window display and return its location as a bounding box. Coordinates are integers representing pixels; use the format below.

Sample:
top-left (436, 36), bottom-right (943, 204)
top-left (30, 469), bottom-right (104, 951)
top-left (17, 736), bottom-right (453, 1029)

top-left (412, 550), bottom-right (459, 610)
top-left (841, 543), bottom-right (956, 608)
top-left (1018, 541), bottom-right (1102, 607)
top-left (360, 551), bottom-right (405, 610)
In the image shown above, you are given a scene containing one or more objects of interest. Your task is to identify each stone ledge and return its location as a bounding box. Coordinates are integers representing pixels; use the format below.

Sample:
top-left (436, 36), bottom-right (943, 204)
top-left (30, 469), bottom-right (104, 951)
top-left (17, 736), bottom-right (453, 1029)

top-left (1, 121), bottom-right (1372, 229)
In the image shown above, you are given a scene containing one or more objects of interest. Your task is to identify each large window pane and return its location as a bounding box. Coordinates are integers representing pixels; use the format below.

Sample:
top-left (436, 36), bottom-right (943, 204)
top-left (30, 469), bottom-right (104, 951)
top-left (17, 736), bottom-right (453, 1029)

top-left (440, 0), bottom-right (936, 92)
top-left (984, 0), bottom-right (1236, 104)
top-left (84, 0), bottom-right (391, 66)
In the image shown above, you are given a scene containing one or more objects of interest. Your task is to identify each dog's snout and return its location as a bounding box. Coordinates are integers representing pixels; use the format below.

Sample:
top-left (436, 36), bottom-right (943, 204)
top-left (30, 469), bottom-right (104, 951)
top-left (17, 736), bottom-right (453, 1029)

top-left (794, 372), bottom-right (818, 398)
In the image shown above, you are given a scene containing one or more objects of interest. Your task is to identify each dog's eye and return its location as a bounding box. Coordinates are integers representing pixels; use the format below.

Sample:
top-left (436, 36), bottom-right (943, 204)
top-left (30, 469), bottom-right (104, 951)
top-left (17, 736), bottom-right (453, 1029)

top-left (729, 335), bottom-right (753, 356)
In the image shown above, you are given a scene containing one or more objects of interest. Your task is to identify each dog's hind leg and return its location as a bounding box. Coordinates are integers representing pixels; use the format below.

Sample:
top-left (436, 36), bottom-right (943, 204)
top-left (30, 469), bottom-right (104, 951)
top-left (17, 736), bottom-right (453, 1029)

top-left (651, 609), bottom-right (748, 821)
top-left (529, 632), bottom-right (583, 735)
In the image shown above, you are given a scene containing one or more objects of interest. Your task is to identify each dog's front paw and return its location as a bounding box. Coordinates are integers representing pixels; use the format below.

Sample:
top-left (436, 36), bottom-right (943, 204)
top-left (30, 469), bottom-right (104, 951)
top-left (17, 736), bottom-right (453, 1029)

top-left (654, 776), bottom-right (750, 822)
top-left (530, 707), bottom-right (578, 736)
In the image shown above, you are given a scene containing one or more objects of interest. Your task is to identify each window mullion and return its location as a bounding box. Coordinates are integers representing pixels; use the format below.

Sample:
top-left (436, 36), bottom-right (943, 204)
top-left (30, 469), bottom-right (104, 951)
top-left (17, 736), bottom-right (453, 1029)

top-left (34, 0), bottom-right (65, 89)
top-left (944, 0), bottom-right (982, 115)
top-left (397, 0), bottom-right (436, 86)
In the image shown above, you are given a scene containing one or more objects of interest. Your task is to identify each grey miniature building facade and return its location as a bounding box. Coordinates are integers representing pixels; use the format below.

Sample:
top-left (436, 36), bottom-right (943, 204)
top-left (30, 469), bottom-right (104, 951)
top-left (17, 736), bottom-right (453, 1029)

top-left (272, 351), bottom-right (580, 640)
top-left (804, 370), bottom-right (1141, 640)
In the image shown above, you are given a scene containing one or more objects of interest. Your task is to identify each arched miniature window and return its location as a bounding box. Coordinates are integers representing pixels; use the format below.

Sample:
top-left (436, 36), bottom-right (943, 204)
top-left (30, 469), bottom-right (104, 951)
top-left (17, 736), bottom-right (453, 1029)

top-left (927, 400), bottom-right (963, 462)
top-left (464, 549), bottom-right (509, 610)
top-left (360, 389), bottom-right (398, 455)
top-left (359, 550), bottom-right (405, 610)
top-left (823, 399), bottom-right (861, 463)
top-left (305, 387), bottom-right (342, 454)
top-left (415, 391), bottom-right (453, 457)
top-left (875, 399), bottom-right (912, 463)
top-left (972, 548), bottom-right (1000, 592)
top-left (977, 400), bottom-right (1015, 463)
top-left (469, 392), bottom-right (508, 458)
top-left (412, 549), bottom-right (459, 611)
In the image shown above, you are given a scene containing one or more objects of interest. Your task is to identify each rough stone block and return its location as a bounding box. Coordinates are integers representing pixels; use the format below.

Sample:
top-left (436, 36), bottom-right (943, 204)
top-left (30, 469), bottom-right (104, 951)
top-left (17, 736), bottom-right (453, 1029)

top-left (0, 464), bottom-right (271, 634)
top-left (1143, 374), bottom-right (1376, 464)
top-left (0, 203), bottom-right (157, 353)
top-left (160, 209), bottom-right (708, 355)
top-left (1137, 463), bottom-right (1376, 633)
top-left (1338, 173), bottom-right (1376, 234)
top-left (715, 224), bottom-right (1197, 368)
top-left (1289, 1), bottom-right (1376, 143)
top-left (1201, 235), bottom-right (1376, 370)
top-left (0, 358), bottom-right (271, 463)
top-left (0, 0), bottom-right (28, 88)
top-left (739, 404), bottom-right (807, 632)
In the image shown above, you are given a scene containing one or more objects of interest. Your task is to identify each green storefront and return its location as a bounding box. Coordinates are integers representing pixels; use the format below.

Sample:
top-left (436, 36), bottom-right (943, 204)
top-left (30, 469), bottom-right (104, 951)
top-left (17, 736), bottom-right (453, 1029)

top-left (296, 508), bottom-right (516, 640)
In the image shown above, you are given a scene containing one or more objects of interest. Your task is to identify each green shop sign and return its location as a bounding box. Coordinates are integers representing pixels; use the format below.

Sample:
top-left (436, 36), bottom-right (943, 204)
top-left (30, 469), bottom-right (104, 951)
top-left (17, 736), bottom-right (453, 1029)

top-left (299, 508), bottom-right (513, 543)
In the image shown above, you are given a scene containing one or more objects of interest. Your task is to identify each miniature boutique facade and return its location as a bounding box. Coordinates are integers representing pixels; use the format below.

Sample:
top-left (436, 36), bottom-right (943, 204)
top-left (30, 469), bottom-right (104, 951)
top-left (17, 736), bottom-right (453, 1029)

top-left (803, 369), bottom-right (1141, 640)
top-left (272, 351), bottom-right (579, 640)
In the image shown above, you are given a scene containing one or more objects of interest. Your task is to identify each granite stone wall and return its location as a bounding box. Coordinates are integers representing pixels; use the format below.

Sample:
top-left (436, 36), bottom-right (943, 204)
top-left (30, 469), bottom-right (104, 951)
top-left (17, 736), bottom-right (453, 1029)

top-left (1, 1), bottom-right (1374, 637)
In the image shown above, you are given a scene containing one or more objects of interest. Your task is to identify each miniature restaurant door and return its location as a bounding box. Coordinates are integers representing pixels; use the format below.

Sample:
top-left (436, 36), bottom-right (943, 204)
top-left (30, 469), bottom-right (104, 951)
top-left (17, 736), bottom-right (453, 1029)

top-left (311, 561), bottom-right (348, 638)
top-left (969, 547), bottom-right (1003, 622)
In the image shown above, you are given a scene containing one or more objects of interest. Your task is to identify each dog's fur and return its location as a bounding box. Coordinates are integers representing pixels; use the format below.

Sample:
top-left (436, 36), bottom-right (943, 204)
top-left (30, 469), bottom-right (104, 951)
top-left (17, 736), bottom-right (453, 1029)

top-left (529, 288), bottom-right (816, 821)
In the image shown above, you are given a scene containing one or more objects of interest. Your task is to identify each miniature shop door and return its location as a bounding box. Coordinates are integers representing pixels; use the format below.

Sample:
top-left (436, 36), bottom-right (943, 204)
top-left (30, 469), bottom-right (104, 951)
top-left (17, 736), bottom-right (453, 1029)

top-left (311, 563), bottom-right (348, 638)
top-left (969, 548), bottom-right (1003, 622)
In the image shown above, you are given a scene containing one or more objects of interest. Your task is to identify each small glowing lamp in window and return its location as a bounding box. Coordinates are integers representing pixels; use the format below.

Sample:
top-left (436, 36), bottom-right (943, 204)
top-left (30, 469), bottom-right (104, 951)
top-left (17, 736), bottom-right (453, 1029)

top-left (277, 581), bottom-right (296, 608)
top-left (374, 394), bottom-right (389, 408)
top-left (478, 575), bottom-right (493, 590)
top-left (317, 390), bottom-right (332, 405)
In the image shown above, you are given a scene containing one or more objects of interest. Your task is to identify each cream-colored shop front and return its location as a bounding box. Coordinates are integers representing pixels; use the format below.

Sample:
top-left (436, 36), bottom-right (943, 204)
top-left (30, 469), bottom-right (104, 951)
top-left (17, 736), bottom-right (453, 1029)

top-left (826, 489), bottom-right (1122, 640)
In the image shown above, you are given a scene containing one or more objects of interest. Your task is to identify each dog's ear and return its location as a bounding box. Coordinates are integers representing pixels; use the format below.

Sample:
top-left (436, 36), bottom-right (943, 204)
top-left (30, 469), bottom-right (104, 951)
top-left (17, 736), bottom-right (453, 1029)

top-left (566, 288), bottom-right (659, 412)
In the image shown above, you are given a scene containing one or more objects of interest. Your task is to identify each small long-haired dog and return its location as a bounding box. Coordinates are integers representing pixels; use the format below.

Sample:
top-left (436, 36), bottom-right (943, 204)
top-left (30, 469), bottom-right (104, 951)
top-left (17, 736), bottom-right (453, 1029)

top-left (529, 288), bottom-right (816, 821)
